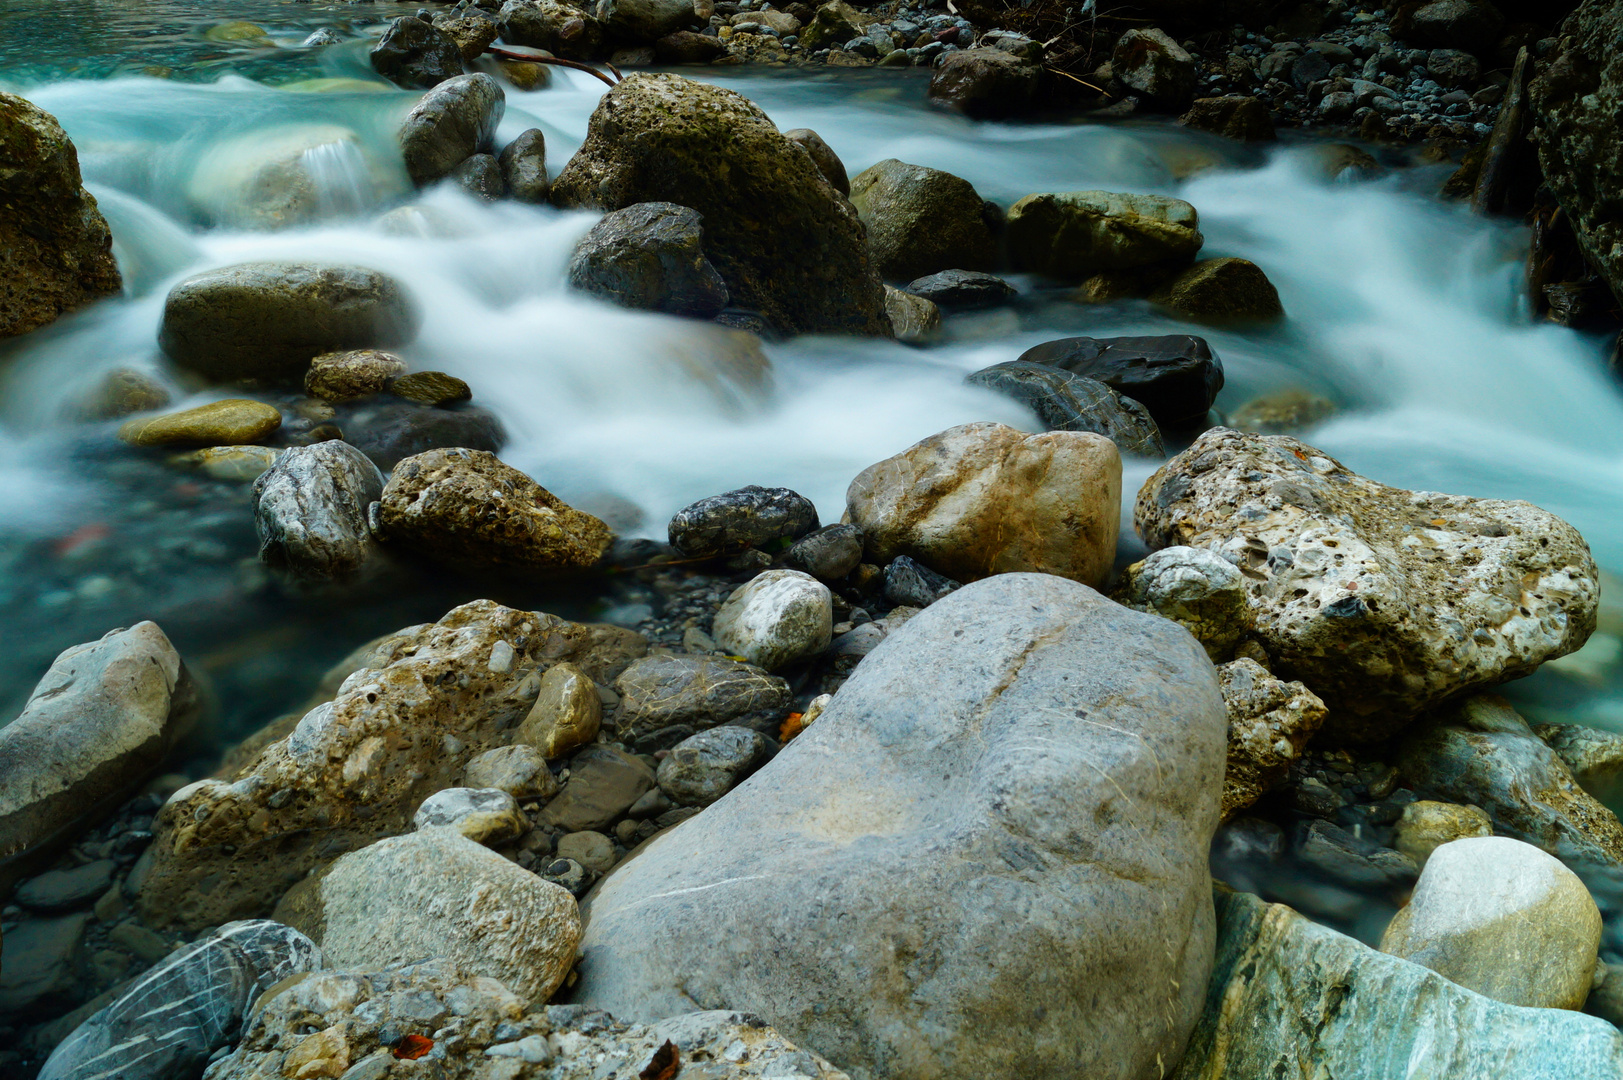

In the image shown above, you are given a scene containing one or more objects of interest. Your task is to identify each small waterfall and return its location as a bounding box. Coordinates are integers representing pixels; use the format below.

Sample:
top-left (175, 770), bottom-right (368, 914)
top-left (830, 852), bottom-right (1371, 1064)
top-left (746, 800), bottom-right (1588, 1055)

top-left (299, 136), bottom-right (374, 221)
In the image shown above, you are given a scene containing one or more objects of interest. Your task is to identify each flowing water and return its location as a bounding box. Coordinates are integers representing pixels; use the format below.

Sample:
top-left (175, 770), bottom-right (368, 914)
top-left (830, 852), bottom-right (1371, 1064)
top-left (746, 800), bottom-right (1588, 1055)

top-left (3, 0), bottom-right (1623, 968)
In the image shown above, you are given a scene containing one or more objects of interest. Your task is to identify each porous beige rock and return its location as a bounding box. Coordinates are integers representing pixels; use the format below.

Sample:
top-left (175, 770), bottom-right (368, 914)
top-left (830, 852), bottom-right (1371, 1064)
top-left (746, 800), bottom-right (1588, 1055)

top-left (1218, 659), bottom-right (1326, 820)
top-left (376, 448), bottom-right (614, 573)
top-left (516, 662), bottom-right (602, 759)
top-left (1006, 191), bottom-right (1203, 280)
top-left (1137, 429), bottom-right (1599, 740)
top-left (303, 349), bottom-right (407, 402)
top-left (846, 420), bottom-right (1121, 588)
top-left (118, 400), bottom-right (283, 447)
top-left (137, 600), bottom-right (644, 930)
top-left (1394, 800), bottom-right (1494, 868)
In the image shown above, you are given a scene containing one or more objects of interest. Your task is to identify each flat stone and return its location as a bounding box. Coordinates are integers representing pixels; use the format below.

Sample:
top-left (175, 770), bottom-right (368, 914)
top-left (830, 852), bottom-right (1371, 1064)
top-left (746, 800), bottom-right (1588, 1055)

top-left (388, 370), bottom-right (471, 406)
top-left (904, 268), bottom-right (1016, 310)
top-left (119, 399), bottom-right (282, 447)
top-left (537, 744), bottom-right (655, 833)
top-left (170, 445), bottom-right (279, 483)
top-left (612, 655), bottom-right (791, 740)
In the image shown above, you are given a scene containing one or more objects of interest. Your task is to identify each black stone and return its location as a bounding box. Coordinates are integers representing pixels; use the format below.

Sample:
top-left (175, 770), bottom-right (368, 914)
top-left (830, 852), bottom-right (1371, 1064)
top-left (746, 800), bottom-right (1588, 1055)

top-left (883, 555), bottom-right (959, 609)
top-left (966, 360), bottom-right (1164, 457)
top-left (904, 269), bottom-right (1017, 311)
top-left (370, 17), bottom-right (464, 90)
top-left (668, 485), bottom-right (819, 558)
top-left (567, 202), bottom-right (729, 318)
top-left (1016, 334), bottom-right (1224, 429)
top-left (783, 524), bottom-right (864, 582)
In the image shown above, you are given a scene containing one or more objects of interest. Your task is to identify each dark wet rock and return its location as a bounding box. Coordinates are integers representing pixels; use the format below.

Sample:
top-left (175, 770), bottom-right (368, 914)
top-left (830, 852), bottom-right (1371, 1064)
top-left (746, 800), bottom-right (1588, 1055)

top-left (1398, 0), bottom-right (1505, 55)
top-left (903, 268), bottom-right (1016, 311)
top-left (0, 913), bottom-right (91, 1018)
top-left (1113, 27), bottom-right (1198, 110)
top-left (344, 400), bottom-right (504, 471)
top-left (253, 441), bottom-right (386, 586)
top-left (389, 370), bottom-right (472, 407)
top-left (881, 554), bottom-right (959, 608)
top-left (37, 920), bottom-right (320, 1080)
top-left (551, 74), bottom-right (889, 337)
top-left (499, 127), bottom-right (549, 203)
top-left (883, 285), bottom-right (941, 342)
top-left (795, 0), bottom-right (862, 50)
top-left (783, 524), bottom-right (863, 582)
top-left (433, 11), bottom-right (501, 61)
top-left (1017, 333), bottom-right (1223, 429)
top-left (653, 30), bottom-right (729, 64)
top-left (927, 47), bottom-right (1041, 117)
top-left (370, 17), bottom-right (464, 90)
top-left (1295, 818), bottom-right (1417, 888)
top-left (1178, 95), bottom-right (1276, 141)
top-left (848, 159), bottom-right (995, 282)
top-left (539, 743), bottom-right (656, 832)
top-left (667, 485), bottom-right (819, 558)
top-left (0, 93), bottom-right (121, 340)
top-left (449, 152), bottom-right (505, 200)
top-left (399, 72), bottom-right (504, 187)
top-left (159, 263), bottom-right (420, 386)
top-left (16, 860), bottom-right (117, 914)
top-left (1153, 257), bottom-right (1284, 324)
top-left (497, 0), bottom-right (605, 60)
top-left (597, 0), bottom-right (695, 44)
top-left (783, 128), bottom-right (848, 196)
top-left (574, 574), bottom-right (1226, 1080)
top-left (966, 360), bottom-right (1165, 457)
top-left (657, 726), bottom-right (772, 806)
top-left (567, 202), bottom-right (729, 318)
top-left (613, 654), bottom-right (792, 740)
top-left (377, 447), bottom-right (614, 574)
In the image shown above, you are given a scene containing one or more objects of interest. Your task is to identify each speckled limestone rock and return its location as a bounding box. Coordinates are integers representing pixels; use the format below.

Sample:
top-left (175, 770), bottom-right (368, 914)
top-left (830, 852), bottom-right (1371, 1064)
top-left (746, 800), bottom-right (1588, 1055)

top-left (848, 159), bottom-right (996, 281)
top-left (252, 441), bottom-right (385, 586)
top-left (376, 448), bottom-right (614, 574)
top-left (204, 960), bottom-right (852, 1080)
top-left (303, 348), bottom-right (407, 402)
top-left (118, 399), bottom-right (283, 447)
top-left (1005, 191), bottom-right (1203, 280)
top-left (1394, 800), bottom-right (1495, 868)
top-left (1172, 888), bottom-right (1623, 1080)
top-left (846, 421), bottom-right (1121, 588)
top-left (0, 93), bottom-right (121, 340)
top-left (291, 829), bottom-right (579, 1003)
top-left (711, 570), bottom-right (833, 672)
top-left (413, 787), bottom-right (529, 844)
top-left (575, 575), bottom-right (1226, 1080)
top-left (550, 74), bottom-right (890, 337)
top-left (1380, 836), bottom-right (1602, 1010)
top-left (517, 663), bottom-right (603, 759)
top-left (1137, 428), bottom-right (1599, 740)
top-left (1537, 722), bottom-right (1623, 804)
top-left (38, 920), bottom-right (320, 1080)
top-left (137, 600), bottom-right (645, 930)
top-left (1217, 659), bottom-right (1326, 821)
top-left (1116, 546), bottom-right (1252, 660)
top-left (1398, 694), bottom-right (1623, 867)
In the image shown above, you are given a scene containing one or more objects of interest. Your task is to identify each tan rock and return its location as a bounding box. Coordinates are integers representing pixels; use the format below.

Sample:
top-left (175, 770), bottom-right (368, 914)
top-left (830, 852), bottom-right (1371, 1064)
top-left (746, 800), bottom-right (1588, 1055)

top-left (137, 600), bottom-right (644, 930)
top-left (463, 744), bottom-right (559, 799)
top-left (1537, 722), bottom-right (1623, 805)
top-left (845, 420), bottom-right (1121, 588)
top-left (413, 787), bottom-right (529, 845)
top-left (283, 1026), bottom-right (349, 1079)
top-left (557, 829), bottom-right (617, 872)
top-left (303, 348), bottom-right (407, 402)
top-left (518, 662), bottom-right (602, 759)
top-left (1394, 800), bottom-right (1494, 868)
top-left (1116, 545), bottom-right (1252, 661)
top-left (1005, 190), bottom-right (1203, 279)
top-left (1153, 257), bottom-right (1284, 324)
top-left (1218, 658), bottom-right (1326, 820)
top-left (376, 448), bottom-right (614, 573)
top-left (169, 445), bottom-right (280, 483)
top-left (883, 285), bottom-right (941, 343)
top-left (389, 369), bottom-right (471, 406)
top-left (118, 399), bottom-right (282, 447)
top-left (1226, 387), bottom-right (1335, 434)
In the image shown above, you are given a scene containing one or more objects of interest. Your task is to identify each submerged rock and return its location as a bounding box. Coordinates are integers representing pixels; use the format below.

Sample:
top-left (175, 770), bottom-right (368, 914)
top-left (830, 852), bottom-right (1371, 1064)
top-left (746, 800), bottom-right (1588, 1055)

top-left (71, 368), bottom-right (171, 421)
top-left (551, 74), bottom-right (889, 337)
top-left (118, 399), bottom-right (282, 447)
top-left (376, 447), bottom-right (614, 574)
top-left (1138, 430), bottom-right (1600, 740)
top-left (965, 360), bottom-right (1164, 456)
top-left (137, 600), bottom-right (644, 929)
top-left (846, 420), bottom-right (1121, 588)
top-left (252, 441), bottom-right (385, 586)
top-left (1380, 835), bottom-right (1602, 1011)
top-left (848, 159), bottom-right (996, 281)
top-left (399, 72), bottom-right (504, 186)
top-left (574, 574), bottom-right (1226, 1080)
top-left (370, 16), bottom-right (464, 89)
top-left (1006, 191), bottom-right (1203, 280)
top-left (567, 202), bottom-right (730, 317)
top-left (1017, 333), bottom-right (1222, 429)
top-left (344, 399), bottom-right (506, 471)
top-left (883, 285), bottom-right (941, 342)
top-left (668, 485), bottom-right (819, 558)
top-left (0, 93), bottom-right (121, 340)
top-left (711, 569), bottom-right (833, 671)
top-left (1174, 887), bottom-right (1623, 1079)
top-left (1218, 658), bottom-right (1326, 820)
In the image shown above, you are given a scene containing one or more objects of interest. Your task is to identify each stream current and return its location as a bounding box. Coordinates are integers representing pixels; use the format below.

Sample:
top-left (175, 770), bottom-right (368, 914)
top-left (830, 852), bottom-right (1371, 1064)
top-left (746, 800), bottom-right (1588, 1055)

top-left (2, 0), bottom-right (1622, 958)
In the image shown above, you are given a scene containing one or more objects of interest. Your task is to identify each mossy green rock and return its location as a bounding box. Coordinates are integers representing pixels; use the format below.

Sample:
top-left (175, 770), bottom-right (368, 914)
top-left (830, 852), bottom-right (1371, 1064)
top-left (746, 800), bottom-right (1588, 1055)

top-left (849, 159), bottom-right (996, 282)
top-left (1153, 257), bottom-right (1284, 324)
top-left (119, 400), bottom-right (283, 447)
top-left (551, 73), bottom-right (889, 337)
top-left (1006, 190), bottom-right (1203, 280)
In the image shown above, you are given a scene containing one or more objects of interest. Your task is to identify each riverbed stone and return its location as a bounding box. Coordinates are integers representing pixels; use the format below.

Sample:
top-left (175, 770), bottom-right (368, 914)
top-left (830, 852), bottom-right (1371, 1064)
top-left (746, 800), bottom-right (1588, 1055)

top-left (1138, 429), bottom-right (1601, 740)
top-left (1380, 836), bottom-right (1602, 1010)
top-left (882, 554), bottom-right (957, 608)
top-left (1218, 659), bottom-right (1327, 820)
top-left (567, 202), bottom-right (729, 317)
top-left (377, 447), bottom-right (614, 574)
top-left (497, 0), bottom-right (605, 60)
top-left (1400, 0), bottom-right (1504, 55)
top-left (450, 152), bottom-right (504, 200)
top-left (574, 574), bottom-right (1226, 1080)
top-left (598, 0), bottom-right (695, 43)
top-left (515, 662), bottom-right (603, 760)
top-left (1006, 191), bottom-right (1203, 280)
top-left (783, 127), bottom-right (848, 195)
top-left (551, 73), bottom-right (890, 337)
top-left (0, 93), bottom-right (121, 340)
top-left (413, 787), bottom-right (529, 844)
top-left (119, 399), bottom-right (282, 447)
top-left (136, 600), bottom-right (644, 930)
top-left (73, 368), bottom-right (171, 421)
top-left (613, 654), bottom-right (791, 740)
top-left (657, 726), bottom-right (771, 807)
top-left (538, 743), bottom-right (656, 832)
top-left (252, 441), bottom-right (385, 586)
top-left (36, 920), bottom-right (319, 1080)
top-left (883, 285), bottom-right (940, 342)
top-left (499, 127), bottom-right (549, 203)
top-left (926, 47), bottom-right (1041, 117)
top-left (16, 860), bottom-right (116, 914)
top-left (904, 268), bottom-right (1016, 310)
top-left (1398, 694), bottom-right (1623, 867)
top-left (783, 523), bottom-right (863, 582)
top-left (1537, 722), bottom-right (1623, 807)
top-left (1173, 887), bottom-right (1623, 1080)
top-left (1153, 257), bottom-right (1284, 324)
top-left (371, 16), bottom-right (464, 89)
top-left (304, 349), bottom-right (407, 403)
top-left (711, 570), bottom-right (833, 671)
top-left (1018, 333), bottom-right (1223, 429)
top-left (344, 400), bottom-right (505, 470)
top-left (965, 360), bottom-right (1164, 456)
top-left (0, 913), bottom-right (89, 1018)
top-left (1113, 28), bottom-right (1198, 110)
top-left (1116, 546), bottom-right (1252, 660)
top-left (159, 262), bottom-right (420, 385)
top-left (1226, 387), bottom-right (1336, 433)
top-left (849, 159), bottom-right (996, 282)
top-left (668, 485), bottom-right (819, 558)
top-left (1393, 800), bottom-right (1495, 868)
top-left (399, 72), bottom-right (504, 186)
top-left (389, 369), bottom-right (471, 406)
top-left (0, 623), bottom-right (197, 890)
top-left (463, 744), bottom-right (559, 800)
top-left (1178, 95), bottom-right (1276, 141)
top-left (845, 420), bottom-right (1121, 588)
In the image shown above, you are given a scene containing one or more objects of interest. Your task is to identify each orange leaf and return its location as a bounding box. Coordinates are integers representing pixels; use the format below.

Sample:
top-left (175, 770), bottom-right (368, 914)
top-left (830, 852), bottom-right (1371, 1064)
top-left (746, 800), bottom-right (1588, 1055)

top-left (779, 713), bottom-right (806, 742)
top-left (394, 1034), bottom-right (434, 1060)
top-left (640, 1039), bottom-right (681, 1080)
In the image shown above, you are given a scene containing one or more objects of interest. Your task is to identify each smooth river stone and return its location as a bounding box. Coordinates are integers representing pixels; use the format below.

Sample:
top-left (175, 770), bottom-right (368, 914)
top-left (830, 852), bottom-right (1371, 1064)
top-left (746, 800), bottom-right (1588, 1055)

top-left (119, 399), bottom-right (282, 447)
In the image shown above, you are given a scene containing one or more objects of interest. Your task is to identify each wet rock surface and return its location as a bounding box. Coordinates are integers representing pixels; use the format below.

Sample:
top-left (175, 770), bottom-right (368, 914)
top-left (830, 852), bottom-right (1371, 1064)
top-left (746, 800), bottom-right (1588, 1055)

top-left (965, 360), bottom-right (1164, 456)
top-left (567, 201), bottom-right (730, 317)
top-left (371, 16), bottom-right (464, 89)
top-left (399, 72), bottom-right (505, 186)
top-left (848, 159), bottom-right (995, 282)
top-left (252, 441), bottom-right (385, 587)
top-left (119, 400), bottom-right (283, 448)
top-left (1017, 334), bottom-right (1223, 429)
top-left (1006, 191), bottom-right (1203, 280)
top-left (667, 485), bottom-right (819, 558)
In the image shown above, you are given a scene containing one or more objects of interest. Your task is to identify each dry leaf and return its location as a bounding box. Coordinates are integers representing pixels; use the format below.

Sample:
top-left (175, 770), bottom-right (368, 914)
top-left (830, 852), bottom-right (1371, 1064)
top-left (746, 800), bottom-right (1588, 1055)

top-left (779, 712), bottom-right (806, 742)
top-left (640, 1039), bottom-right (681, 1080)
top-left (393, 1034), bottom-right (434, 1060)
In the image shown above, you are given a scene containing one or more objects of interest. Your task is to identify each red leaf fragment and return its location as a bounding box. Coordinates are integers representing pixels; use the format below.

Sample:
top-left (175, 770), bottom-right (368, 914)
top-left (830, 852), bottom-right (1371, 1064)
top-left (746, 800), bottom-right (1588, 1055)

top-left (640, 1039), bottom-right (681, 1080)
top-left (393, 1034), bottom-right (434, 1060)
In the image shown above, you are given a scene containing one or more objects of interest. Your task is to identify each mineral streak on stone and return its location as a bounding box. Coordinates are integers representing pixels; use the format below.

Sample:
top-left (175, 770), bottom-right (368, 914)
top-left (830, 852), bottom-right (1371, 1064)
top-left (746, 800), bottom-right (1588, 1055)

top-left (252, 441), bottom-right (386, 585)
top-left (613, 654), bottom-right (791, 740)
top-left (137, 600), bottom-right (644, 930)
top-left (1136, 428), bottom-right (1598, 740)
top-left (37, 920), bottom-right (320, 1080)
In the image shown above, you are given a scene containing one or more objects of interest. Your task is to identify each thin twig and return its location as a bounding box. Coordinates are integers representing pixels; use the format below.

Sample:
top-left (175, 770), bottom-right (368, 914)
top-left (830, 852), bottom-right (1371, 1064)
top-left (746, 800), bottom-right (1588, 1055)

top-left (485, 46), bottom-right (621, 87)
top-left (1048, 68), bottom-right (1103, 92)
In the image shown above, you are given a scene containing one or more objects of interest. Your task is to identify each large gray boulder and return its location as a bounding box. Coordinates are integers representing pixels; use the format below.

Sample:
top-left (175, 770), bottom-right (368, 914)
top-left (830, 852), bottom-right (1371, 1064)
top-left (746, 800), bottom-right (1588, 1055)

top-left (847, 159), bottom-right (996, 282)
top-left (574, 573), bottom-right (1227, 1080)
top-left (1137, 428), bottom-right (1599, 741)
top-left (0, 93), bottom-right (121, 339)
top-left (1173, 888), bottom-right (1623, 1079)
top-left (158, 262), bottom-right (419, 385)
top-left (551, 74), bottom-right (890, 337)
top-left (398, 72), bottom-right (505, 186)
top-left (0, 623), bottom-right (199, 890)
top-left (252, 441), bottom-right (385, 587)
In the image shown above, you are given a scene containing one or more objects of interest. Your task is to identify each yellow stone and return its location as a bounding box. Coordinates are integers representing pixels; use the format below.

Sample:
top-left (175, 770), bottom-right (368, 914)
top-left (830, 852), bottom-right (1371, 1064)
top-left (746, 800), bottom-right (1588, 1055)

top-left (205, 21), bottom-right (273, 43)
top-left (282, 1025), bottom-right (349, 1078)
top-left (518, 662), bottom-right (602, 759)
top-left (119, 399), bottom-right (282, 447)
top-left (168, 445), bottom-right (280, 482)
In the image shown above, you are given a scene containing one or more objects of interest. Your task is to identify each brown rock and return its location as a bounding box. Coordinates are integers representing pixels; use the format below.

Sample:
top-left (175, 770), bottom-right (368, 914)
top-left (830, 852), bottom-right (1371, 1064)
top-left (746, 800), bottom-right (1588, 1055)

top-left (1218, 658), bottom-right (1326, 820)
top-left (304, 349), bottom-right (408, 403)
top-left (849, 159), bottom-right (996, 282)
top-left (653, 30), bottom-right (728, 64)
top-left (927, 48), bottom-right (1040, 117)
top-left (72, 368), bottom-right (170, 421)
top-left (538, 743), bottom-right (655, 832)
top-left (389, 370), bottom-right (472, 406)
top-left (783, 128), bottom-right (849, 196)
top-left (517, 662), bottom-right (603, 759)
top-left (1179, 95), bottom-right (1276, 141)
top-left (1153, 257), bottom-right (1284, 324)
